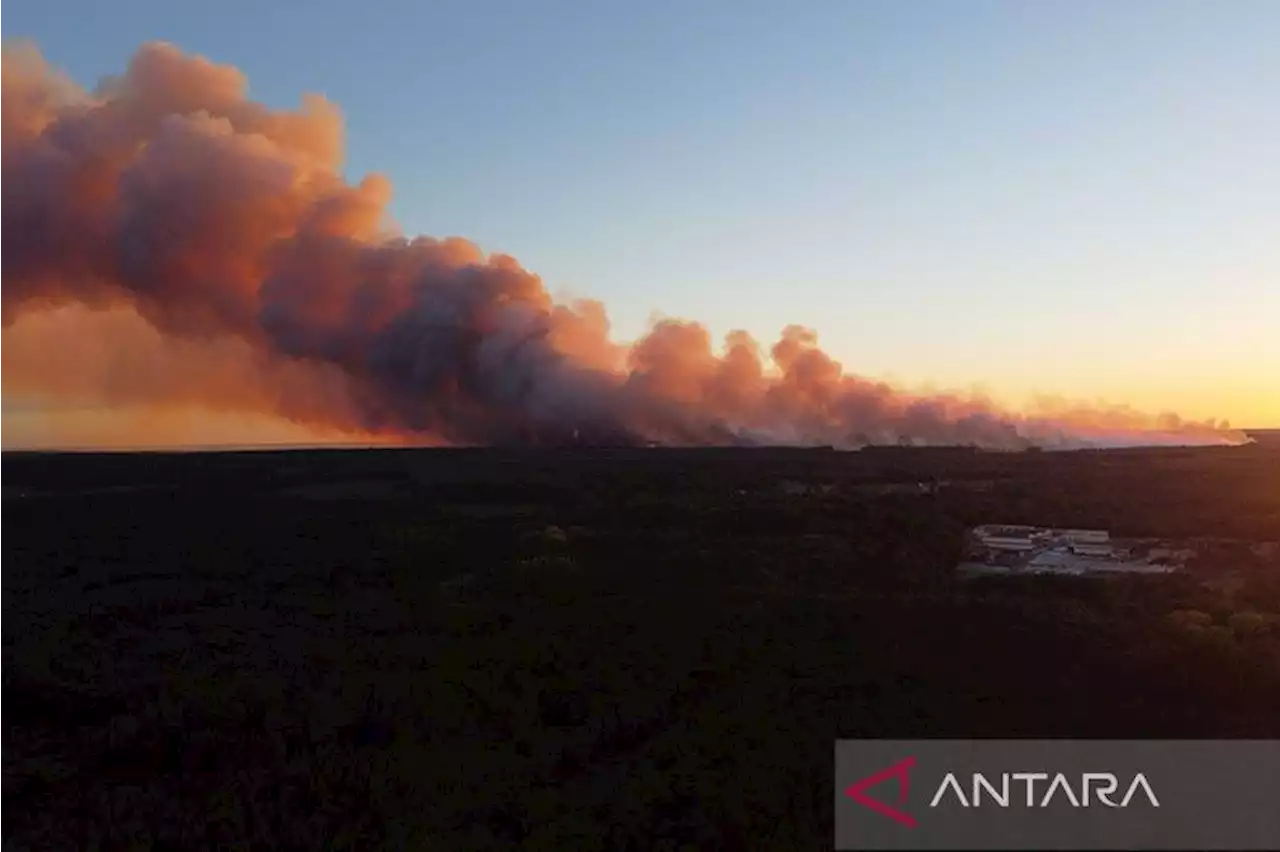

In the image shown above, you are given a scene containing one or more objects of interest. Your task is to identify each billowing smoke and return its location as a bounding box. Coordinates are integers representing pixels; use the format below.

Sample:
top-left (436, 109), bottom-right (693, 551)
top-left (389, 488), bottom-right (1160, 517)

top-left (1, 42), bottom-right (1248, 450)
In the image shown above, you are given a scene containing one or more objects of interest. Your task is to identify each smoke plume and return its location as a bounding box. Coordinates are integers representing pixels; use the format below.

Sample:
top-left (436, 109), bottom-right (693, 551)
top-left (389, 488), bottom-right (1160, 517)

top-left (1, 42), bottom-right (1248, 450)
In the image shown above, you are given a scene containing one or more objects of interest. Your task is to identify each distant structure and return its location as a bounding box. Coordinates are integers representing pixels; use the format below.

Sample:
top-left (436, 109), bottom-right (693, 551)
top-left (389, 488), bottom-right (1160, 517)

top-left (984, 525), bottom-right (1042, 538)
top-left (980, 535), bottom-right (1035, 552)
top-left (1057, 529), bottom-right (1112, 556)
top-left (961, 524), bottom-right (1186, 578)
top-left (1061, 529), bottom-right (1110, 544)
top-left (975, 525), bottom-right (1048, 553)
top-left (1070, 542), bottom-right (1114, 557)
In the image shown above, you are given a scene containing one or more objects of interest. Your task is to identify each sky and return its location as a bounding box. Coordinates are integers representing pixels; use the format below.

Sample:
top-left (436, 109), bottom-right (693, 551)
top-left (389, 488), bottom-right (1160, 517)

top-left (3, 0), bottom-right (1278, 442)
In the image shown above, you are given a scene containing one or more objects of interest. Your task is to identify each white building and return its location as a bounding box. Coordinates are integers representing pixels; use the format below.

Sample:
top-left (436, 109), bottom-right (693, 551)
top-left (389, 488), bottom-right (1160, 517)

top-left (981, 536), bottom-right (1035, 552)
top-left (982, 525), bottom-right (1039, 537)
top-left (1061, 529), bottom-right (1110, 544)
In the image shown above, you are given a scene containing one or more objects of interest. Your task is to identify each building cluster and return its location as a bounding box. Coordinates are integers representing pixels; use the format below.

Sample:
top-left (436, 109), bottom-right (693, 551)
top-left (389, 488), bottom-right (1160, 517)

top-left (977, 525), bottom-right (1113, 554)
top-left (962, 525), bottom-right (1180, 577)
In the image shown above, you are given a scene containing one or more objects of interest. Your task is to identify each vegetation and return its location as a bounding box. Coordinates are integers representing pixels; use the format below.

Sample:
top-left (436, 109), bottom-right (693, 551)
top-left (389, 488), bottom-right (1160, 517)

top-left (4, 442), bottom-right (1280, 849)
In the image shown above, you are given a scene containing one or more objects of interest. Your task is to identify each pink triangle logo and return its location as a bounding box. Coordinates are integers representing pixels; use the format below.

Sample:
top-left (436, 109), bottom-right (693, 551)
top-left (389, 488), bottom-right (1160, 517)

top-left (844, 756), bottom-right (918, 828)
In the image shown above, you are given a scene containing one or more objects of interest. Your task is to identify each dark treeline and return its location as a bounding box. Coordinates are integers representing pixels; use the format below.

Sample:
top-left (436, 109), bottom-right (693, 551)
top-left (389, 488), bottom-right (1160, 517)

top-left (4, 443), bottom-right (1279, 848)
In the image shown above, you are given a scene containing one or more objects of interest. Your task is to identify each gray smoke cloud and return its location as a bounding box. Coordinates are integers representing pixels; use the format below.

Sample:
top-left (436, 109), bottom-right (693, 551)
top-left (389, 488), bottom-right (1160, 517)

top-left (1, 42), bottom-right (1248, 449)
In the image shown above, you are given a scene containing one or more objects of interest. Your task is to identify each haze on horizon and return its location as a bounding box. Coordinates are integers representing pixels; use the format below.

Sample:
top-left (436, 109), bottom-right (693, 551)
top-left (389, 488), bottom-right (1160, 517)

top-left (2, 0), bottom-right (1277, 450)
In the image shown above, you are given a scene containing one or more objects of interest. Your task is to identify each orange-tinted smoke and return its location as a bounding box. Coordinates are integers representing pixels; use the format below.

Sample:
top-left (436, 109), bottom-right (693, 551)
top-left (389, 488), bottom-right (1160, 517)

top-left (1, 42), bottom-right (1248, 450)
top-left (3, 304), bottom-right (373, 430)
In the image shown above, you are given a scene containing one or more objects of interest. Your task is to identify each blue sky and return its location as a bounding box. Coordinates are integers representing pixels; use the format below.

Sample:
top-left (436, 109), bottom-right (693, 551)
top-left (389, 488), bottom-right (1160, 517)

top-left (7, 0), bottom-right (1278, 423)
